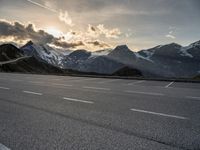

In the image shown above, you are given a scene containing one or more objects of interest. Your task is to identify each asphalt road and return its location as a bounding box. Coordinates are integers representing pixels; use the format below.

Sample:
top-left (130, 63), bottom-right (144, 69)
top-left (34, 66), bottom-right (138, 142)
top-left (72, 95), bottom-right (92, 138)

top-left (0, 73), bottom-right (200, 150)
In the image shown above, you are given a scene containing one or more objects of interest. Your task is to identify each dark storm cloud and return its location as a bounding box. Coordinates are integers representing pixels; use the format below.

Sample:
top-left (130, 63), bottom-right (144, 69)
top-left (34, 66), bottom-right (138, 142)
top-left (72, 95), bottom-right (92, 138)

top-left (0, 20), bottom-right (84, 48)
top-left (53, 40), bottom-right (84, 48)
top-left (0, 20), bottom-right (54, 43)
top-left (87, 40), bottom-right (110, 48)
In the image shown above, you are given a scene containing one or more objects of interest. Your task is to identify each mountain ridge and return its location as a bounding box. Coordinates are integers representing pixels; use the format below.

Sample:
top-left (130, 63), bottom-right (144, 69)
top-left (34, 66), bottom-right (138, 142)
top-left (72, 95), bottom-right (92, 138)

top-left (1, 40), bottom-right (200, 78)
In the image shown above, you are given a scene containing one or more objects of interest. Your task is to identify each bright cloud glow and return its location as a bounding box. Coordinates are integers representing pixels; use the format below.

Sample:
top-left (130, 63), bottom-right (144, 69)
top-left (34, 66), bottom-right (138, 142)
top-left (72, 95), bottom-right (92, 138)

top-left (87, 24), bottom-right (121, 39)
top-left (45, 27), bottom-right (63, 38)
top-left (59, 11), bottom-right (74, 27)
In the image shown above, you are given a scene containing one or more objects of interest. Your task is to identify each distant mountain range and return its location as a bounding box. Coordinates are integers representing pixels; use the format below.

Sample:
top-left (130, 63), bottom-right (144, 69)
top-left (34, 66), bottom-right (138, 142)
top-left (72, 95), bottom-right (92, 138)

top-left (1, 40), bottom-right (200, 79)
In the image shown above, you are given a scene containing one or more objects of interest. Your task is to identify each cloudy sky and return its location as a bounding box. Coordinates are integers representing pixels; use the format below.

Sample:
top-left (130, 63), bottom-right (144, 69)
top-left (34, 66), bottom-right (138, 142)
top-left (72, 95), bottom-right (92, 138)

top-left (0, 0), bottom-right (200, 51)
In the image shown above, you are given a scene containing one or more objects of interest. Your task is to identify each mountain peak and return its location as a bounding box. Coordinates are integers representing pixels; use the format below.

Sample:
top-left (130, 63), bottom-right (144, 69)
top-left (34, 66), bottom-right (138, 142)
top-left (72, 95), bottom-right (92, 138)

top-left (159, 43), bottom-right (182, 49)
top-left (167, 42), bottom-right (181, 47)
top-left (68, 49), bottom-right (91, 60)
top-left (108, 44), bottom-right (136, 64)
top-left (114, 45), bottom-right (130, 51)
top-left (21, 40), bottom-right (34, 49)
top-left (189, 40), bottom-right (200, 47)
top-left (26, 40), bottom-right (34, 46)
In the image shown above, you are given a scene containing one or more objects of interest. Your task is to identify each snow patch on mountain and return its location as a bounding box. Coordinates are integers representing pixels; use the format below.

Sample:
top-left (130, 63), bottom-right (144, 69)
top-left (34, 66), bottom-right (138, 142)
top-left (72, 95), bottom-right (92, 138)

top-left (190, 40), bottom-right (200, 47)
top-left (92, 49), bottom-right (113, 56)
top-left (135, 52), bottom-right (154, 62)
top-left (180, 46), bottom-right (193, 58)
top-left (21, 41), bottom-right (65, 68)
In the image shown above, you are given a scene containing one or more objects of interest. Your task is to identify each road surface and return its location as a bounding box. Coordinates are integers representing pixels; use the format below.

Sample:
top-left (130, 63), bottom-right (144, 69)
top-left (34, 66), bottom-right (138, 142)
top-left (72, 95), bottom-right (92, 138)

top-left (0, 72), bottom-right (200, 150)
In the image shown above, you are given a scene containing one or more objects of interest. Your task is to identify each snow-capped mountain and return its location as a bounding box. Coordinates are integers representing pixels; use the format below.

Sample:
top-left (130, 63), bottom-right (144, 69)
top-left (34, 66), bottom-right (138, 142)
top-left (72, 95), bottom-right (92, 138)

top-left (3, 39), bottom-right (198, 78)
top-left (108, 45), bottom-right (137, 65)
top-left (137, 42), bottom-right (200, 77)
top-left (91, 48), bottom-right (113, 56)
top-left (80, 56), bottom-right (125, 74)
top-left (0, 44), bottom-right (66, 74)
top-left (20, 42), bottom-right (140, 75)
top-left (104, 41), bottom-right (200, 78)
top-left (63, 49), bottom-right (91, 70)
top-left (20, 41), bottom-right (65, 68)
top-left (63, 49), bottom-right (128, 74)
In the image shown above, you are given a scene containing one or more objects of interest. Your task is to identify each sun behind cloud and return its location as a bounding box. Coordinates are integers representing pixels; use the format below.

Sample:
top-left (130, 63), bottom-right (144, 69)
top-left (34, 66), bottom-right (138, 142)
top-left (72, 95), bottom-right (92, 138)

top-left (45, 27), bottom-right (63, 38)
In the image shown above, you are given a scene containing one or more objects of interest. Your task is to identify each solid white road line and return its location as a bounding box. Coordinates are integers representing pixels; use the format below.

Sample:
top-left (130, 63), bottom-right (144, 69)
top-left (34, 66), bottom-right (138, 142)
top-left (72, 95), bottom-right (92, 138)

top-left (98, 79), bottom-right (120, 84)
top-left (0, 143), bottom-right (11, 150)
top-left (63, 97), bottom-right (94, 104)
top-left (130, 108), bottom-right (188, 120)
top-left (186, 96), bottom-right (200, 100)
top-left (83, 86), bottom-right (110, 91)
top-left (23, 90), bottom-right (43, 96)
top-left (52, 83), bottom-right (73, 87)
top-left (127, 80), bottom-right (145, 85)
top-left (0, 86), bottom-right (10, 90)
top-left (125, 90), bottom-right (164, 96)
top-left (165, 82), bottom-right (174, 88)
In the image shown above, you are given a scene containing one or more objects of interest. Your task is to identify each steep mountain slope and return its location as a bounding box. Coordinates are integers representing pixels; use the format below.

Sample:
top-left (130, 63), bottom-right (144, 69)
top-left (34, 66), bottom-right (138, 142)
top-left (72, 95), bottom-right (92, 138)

top-left (107, 45), bottom-right (160, 77)
top-left (92, 49), bottom-right (113, 56)
top-left (0, 44), bottom-right (23, 61)
top-left (0, 56), bottom-right (64, 74)
top-left (108, 45), bottom-right (137, 65)
top-left (0, 44), bottom-right (64, 74)
top-left (144, 42), bottom-right (200, 78)
top-left (184, 40), bottom-right (200, 61)
top-left (0, 43), bottom-right (141, 76)
top-left (107, 41), bottom-right (200, 78)
top-left (1, 40), bottom-right (200, 78)
top-left (63, 49), bottom-right (130, 74)
top-left (82, 56), bottom-right (126, 74)
top-left (64, 49), bottom-right (91, 70)
top-left (20, 41), bottom-right (65, 68)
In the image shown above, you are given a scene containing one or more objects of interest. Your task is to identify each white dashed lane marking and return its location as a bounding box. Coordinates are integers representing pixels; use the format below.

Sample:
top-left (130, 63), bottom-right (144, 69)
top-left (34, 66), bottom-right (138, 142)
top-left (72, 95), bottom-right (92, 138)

top-left (0, 86), bottom-right (10, 90)
top-left (130, 108), bottom-right (188, 120)
top-left (125, 90), bottom-right (164, 96)
top-left (23, 90), bottom-right (43, 96)
top-left (165, 82), bottom-right (174, 88)
top-left (83, 86), bottom-right (110, 91)
top-left (52, 83), bottom-right (73, 87)
top-left (186, 96), bottom-right (200, 100)
top-left (127, 80), bottom-right (145, 85)
top-left (63, 97), bottom-right (94, 104)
